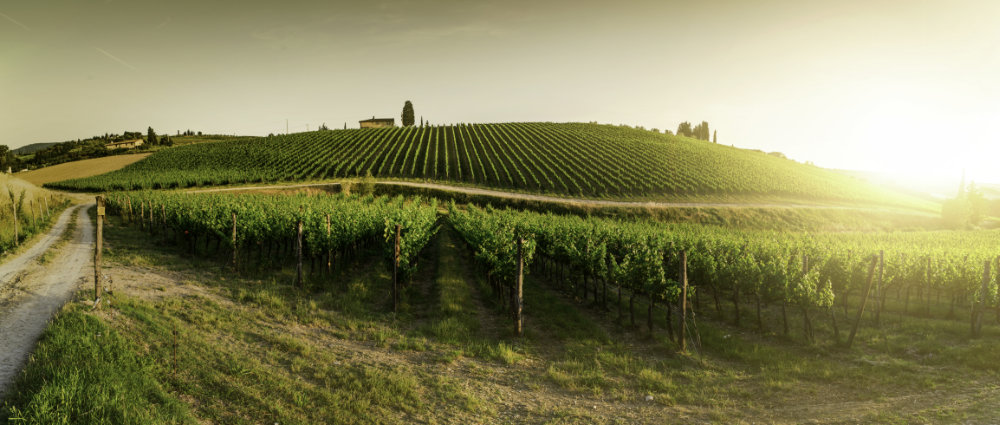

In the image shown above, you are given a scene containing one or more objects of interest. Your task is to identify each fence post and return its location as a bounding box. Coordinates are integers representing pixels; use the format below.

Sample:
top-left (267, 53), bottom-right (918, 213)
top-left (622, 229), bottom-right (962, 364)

top-left (875, 250), bottom-right (884, 327)
top-left (95, 196), bottom-right (105, 302)
top-left (679, 250), bottom-right (688, 353)
top-left (847, 256), bottom-right (878, 348)
top-left (974, 260), bottom-right (990, 338)
top-left (393, 224), bottom-right (401, 312)
top-left (295, 220), bottom-right (304, 287)
top-left (231, 212), bottom-right (238, 271)
top-left (325, 213), bottom-right (332, 274)
top-left (11, 198), bottom-right (17, 246)
top-left (515, 237), bottom-right (524, 337)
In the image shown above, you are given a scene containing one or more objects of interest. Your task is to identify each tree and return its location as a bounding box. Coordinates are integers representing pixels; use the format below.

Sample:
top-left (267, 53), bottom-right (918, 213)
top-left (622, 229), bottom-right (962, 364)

top-left (147, 127), bottom-right (158, 146)
top-left (692, 121), bottom-right (710, 141)
top-left (0, 145), bottom-right (9, 170)
top-left (402, 101), bottom-right (415, 126)
top-left (713, 130), bottom-right (717, 143)
top-left (676, 122), bottom-right (693, 137)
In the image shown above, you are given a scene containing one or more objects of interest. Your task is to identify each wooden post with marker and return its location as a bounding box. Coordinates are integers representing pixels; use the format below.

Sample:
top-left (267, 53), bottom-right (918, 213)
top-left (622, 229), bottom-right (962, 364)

top-left (95, 196), bottom-right (105, 303)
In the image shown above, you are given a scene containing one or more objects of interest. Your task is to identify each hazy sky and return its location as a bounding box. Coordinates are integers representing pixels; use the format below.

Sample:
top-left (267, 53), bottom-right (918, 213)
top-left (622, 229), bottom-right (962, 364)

top-left (2, 0), bottom-right (998, 183)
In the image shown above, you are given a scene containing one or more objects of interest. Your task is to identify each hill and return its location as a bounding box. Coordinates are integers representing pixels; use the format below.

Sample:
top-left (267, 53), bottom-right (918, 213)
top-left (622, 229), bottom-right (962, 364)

top-left (12, 143), bottom-right (58, 156)
top-left (16, 154), bottom-right (151, 186)
top-left (46, 122), bottom-right (926, 208)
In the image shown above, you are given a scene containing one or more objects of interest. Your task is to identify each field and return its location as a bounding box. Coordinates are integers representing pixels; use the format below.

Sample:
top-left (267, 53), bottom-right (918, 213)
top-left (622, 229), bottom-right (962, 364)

top-left (0, 175), bottom-right (72, 256)
top-left (46, 123), bottom-right (927, 209)
top-left (16, 154), bottom-right (151, 186)
top-left (4, 122), bottom-right (998, 424)
top-left (3, 193), bottom-right (1000, 424)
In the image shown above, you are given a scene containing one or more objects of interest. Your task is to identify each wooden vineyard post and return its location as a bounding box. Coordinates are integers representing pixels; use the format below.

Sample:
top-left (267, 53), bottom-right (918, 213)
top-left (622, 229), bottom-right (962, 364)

top-left (679, 250), bottom-right (688, 353)
top-left (95, 196), bottom-right (105, 303)
top-left (11, 198), bottom-right (17, 247)
top-left (126, 198), bottom-right (132, 224)
top-left (847, 257), bottom-right (878, 348)
top-left (140, 201), bottom-right (145, 231)
top-left (996, 256), bottom-right (1000, 324)
top-left (874, 250), bottom-right (884, 327)
top-left (515, 237), bottom-right (524, 337)
top-left (393, 224), bottom-right (401, 313)
top-left (973, 260), bottom-right (990, 338)
top-left (295, 220), bottom-right (304, 288)
top-left (325, 213), bottom-right (332, 274)
top-left (231, 212), bottom-right (238, 271)
top-left (161, 204), bottom-right (167, 236)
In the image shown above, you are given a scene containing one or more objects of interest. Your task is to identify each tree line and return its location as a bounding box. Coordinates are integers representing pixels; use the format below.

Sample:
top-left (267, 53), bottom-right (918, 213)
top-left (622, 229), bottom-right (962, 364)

top-left (675, 121), bottom-right (717, 143)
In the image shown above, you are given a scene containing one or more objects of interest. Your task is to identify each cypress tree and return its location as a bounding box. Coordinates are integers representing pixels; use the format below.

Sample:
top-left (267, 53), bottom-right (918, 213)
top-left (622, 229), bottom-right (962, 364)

top-left (402, 101), bottom-right (415, 126)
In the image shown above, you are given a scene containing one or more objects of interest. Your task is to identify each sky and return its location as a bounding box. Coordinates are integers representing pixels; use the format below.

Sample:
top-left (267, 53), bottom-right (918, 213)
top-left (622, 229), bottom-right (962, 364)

top-left (1, 0), bottom-right (998, 184)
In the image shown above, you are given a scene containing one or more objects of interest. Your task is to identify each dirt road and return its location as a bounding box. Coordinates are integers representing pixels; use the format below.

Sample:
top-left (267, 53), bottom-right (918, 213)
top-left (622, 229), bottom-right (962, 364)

top-left (0, 203), bottom-right (93, 398)
top-left (189, 180), bottom-right (921, 212)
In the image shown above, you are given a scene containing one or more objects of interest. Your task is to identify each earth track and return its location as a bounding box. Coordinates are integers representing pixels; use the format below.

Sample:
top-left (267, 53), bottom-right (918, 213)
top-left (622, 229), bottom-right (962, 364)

top-left (0, 204), bottom-right (93, 398)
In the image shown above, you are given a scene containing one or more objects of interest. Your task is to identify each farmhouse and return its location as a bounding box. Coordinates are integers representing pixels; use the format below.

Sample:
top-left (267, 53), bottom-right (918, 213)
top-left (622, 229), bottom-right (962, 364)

top-left (359, 117), bottom-right (395, 129)
top-left (106, 139), bottom-right (144, 150)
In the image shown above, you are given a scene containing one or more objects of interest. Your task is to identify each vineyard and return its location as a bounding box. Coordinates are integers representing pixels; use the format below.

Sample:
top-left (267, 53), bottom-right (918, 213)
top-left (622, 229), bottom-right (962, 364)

top-left (48, 123), bottom-right (920, 208)
top-left (10, 188), bottom-right (998, 423)
top-left (0, 176), bottom-right (72, 255)
top-left (103, 191), bottom-right (439, 288)
top-left (450, 203), bottom-right (1000, 342)
top-left (102, 190), bottom-right (1000, 345)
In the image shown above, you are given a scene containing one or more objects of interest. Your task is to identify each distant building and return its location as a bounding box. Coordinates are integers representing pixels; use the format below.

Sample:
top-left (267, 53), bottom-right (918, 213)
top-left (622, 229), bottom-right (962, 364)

top-left (106, 139), bottom-right (144, 150)
top-left (359, 117), bottom-right (395, 129)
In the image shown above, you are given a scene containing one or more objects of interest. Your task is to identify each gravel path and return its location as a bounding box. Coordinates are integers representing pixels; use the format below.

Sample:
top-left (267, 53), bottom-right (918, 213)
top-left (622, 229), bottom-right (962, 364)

top-left (0, 203), bottom-right (93, 398)
top-left (188, 180), bottom-right (907, 211)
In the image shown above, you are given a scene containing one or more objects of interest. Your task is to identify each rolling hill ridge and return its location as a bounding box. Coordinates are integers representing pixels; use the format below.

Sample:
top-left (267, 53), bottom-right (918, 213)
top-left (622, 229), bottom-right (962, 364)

top-left (47, 122), bottom-right (922, 208)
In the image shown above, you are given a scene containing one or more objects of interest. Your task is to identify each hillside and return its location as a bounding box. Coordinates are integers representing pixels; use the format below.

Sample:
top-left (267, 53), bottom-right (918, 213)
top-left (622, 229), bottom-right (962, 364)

top-left (12, 143), bottom-right (58, 156)
top-left (47, 122), bottom-right (925, 208)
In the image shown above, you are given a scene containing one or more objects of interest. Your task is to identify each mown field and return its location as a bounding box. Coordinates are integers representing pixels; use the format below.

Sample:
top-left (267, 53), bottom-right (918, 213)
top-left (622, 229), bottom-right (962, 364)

top-left (46, 123), bottom-right (925, 208)
top-left (16, 154), bottom-right (151, 186)
top-left (3, 193), bottom-right (1000, 424)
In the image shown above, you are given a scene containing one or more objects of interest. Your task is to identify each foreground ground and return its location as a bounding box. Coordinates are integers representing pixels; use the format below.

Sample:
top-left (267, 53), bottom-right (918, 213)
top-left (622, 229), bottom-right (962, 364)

top-left (2, 211), bottom-right (1000, 424)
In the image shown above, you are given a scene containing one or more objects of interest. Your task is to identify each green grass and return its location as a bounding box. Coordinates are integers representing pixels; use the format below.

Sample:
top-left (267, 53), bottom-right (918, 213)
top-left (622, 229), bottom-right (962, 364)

top-left (6, 214), bottom-right (1000, 424)
top-left (46, 123), bottom-right (928, 209)
top-left (1, 308), bottom-right (195, 424)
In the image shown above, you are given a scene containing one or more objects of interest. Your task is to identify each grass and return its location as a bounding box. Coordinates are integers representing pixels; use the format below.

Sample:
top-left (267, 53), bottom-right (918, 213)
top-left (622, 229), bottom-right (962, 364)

top-left (1, 308), bottom-right (195, 424)
top-left (5, 214), bottom-right (1000, 423)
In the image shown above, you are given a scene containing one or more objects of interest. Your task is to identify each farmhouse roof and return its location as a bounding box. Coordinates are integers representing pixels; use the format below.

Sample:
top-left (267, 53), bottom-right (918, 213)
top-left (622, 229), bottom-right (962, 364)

top-left (359, 117), bottom-right (395, 123)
